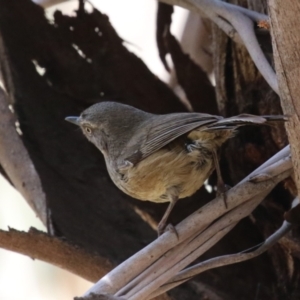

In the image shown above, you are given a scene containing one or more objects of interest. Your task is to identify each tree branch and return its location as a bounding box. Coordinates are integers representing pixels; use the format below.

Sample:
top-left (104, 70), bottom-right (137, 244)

top-left (0, 227), bottom-right (112, 282)
top-left (75, 294), bottom-right (126, 300)
top-left (149, 200), bottom-right (297, 298)
top-left (0, 227), bottom-right (171, 300)
top-left (159, 0), bottom-right (278, 93)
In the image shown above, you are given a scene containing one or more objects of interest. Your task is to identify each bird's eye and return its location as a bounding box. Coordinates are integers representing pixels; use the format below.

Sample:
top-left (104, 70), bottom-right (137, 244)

top-left (84, 126), bottom-right (92, 134)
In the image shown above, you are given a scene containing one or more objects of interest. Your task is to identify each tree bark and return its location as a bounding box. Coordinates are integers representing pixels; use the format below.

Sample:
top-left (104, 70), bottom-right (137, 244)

top-left (268, 0), bottom-right (300, 197)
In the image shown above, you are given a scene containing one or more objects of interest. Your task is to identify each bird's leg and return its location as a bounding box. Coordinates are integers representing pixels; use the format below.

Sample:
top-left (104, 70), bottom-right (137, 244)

top-left (157, 195), bottom-right (179, 237)
top-left (211, 149), bottom-right (229, 209)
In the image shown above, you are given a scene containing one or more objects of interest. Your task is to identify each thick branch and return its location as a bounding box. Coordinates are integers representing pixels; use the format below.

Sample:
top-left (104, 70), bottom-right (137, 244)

top-left (0, 229), bottom-right (171, 300)
top-left (0, 227), bottom-right (112, 282)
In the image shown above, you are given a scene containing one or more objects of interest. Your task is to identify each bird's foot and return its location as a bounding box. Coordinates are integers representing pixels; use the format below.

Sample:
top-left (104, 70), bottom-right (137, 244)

top-left (157, 221), bottom-right (166, 237)
top-left (166, 224), bottom-right (179, 239)
top-left (157, 223), bottom-right (179, 239)
top-left (216, 183), bottom-right (231, 209)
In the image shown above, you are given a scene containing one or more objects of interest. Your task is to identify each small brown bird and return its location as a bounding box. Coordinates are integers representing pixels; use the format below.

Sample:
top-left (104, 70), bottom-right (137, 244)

top-left (66, 102), bottom-right (285, 235)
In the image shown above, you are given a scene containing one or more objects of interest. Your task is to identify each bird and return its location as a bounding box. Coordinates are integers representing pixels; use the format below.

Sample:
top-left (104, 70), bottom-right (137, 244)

top-left (65, 101), bottom-right (286, 236)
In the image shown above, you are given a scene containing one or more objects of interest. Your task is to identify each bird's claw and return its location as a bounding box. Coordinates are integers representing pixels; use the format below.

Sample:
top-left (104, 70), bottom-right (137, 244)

top-left (216, 184), bottom-right (231, 209)
top-left (157, 223), bottom-right (179, 239)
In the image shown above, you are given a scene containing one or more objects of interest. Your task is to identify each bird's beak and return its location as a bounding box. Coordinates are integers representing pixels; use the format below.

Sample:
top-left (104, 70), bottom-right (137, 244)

top-left (65, 116), bottom-right (80, 126)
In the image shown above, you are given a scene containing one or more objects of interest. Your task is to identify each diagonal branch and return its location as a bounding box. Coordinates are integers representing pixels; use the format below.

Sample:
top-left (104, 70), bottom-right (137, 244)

top-left (149, 200), bottom-right (297, 298)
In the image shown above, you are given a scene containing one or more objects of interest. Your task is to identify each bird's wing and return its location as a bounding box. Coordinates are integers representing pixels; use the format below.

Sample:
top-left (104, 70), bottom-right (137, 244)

top-left (120, 112), bottom-right (221, 166)
top-left (205, 114), bottom-right (288, 130)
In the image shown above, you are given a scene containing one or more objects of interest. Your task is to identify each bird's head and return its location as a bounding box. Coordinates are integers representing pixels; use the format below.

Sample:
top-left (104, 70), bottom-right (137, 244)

top-left (65, 101), bottom-right (150, 155)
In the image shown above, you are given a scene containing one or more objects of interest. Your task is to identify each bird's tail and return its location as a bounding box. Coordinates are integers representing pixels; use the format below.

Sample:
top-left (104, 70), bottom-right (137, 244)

top-left (205, 114), bottom-right (288, 131)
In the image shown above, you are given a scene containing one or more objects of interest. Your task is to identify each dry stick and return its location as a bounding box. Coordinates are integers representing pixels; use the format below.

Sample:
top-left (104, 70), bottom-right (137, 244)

top-left (250, 146), bottom-right (290, 176)
top-left (76, 294), bottom-right (126, 300)
top-left (150, 218), bottom-right (294, 299)
top-left (129, 172), bottom-right (291, 300)
top-left (84, 146), bottom-right (291, 297)
top-left (181, 196), bottom-right (298, 279)
top-left (128, 173), bottom-right (293, 300)
top-left (127, 195), bottom-right (267, 300)
top-left (0, 227), bottom-right (112, 282)
top-left (123, 195), bottom-right (264, 298)
top-left (149, 198), bottom-right (298, 299)
top-left (189, 0), bottom-right (278, 93)
top-left (159, 0), bottom-right (278, 93)
top-left (159, 0), bottom-right (242, 44)
top-left (0, 87), bottom-right (47, 225)
top-left (132, 224), bottom-right (236, 300)
top-left (219, 2), bottom-right (267, 22)
top-left (115, 230), bottom-right (202, 297)
top-left (119, 222), bottom-right (230, 298)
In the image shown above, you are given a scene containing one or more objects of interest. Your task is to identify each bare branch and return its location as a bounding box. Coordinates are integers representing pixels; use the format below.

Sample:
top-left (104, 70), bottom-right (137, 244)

top-left (75, 294), bottom-right (126, 300)
top-left (160, 0), bottom-right (242, 43)
top-left (159, 0), bottom-right (278, 93)
top-left (150, 202), bottom-right (296, 298)
top-left (0, 227), bottom-right (112, 282)
top-left (0, 87), bottom-right (47, 225)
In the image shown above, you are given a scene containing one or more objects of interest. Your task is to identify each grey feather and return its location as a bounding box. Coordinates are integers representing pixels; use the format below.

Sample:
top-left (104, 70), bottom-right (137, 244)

top-left (122, 113), bottom-right (221, 165)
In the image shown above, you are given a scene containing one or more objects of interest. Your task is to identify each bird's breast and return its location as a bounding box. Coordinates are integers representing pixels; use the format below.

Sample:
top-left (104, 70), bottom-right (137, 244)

top-left (107, 139), bottom-right (215, 203)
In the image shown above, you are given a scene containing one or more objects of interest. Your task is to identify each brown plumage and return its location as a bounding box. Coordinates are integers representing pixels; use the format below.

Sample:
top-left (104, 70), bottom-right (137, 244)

top-left (66, 102), bottom-right (286, 236)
